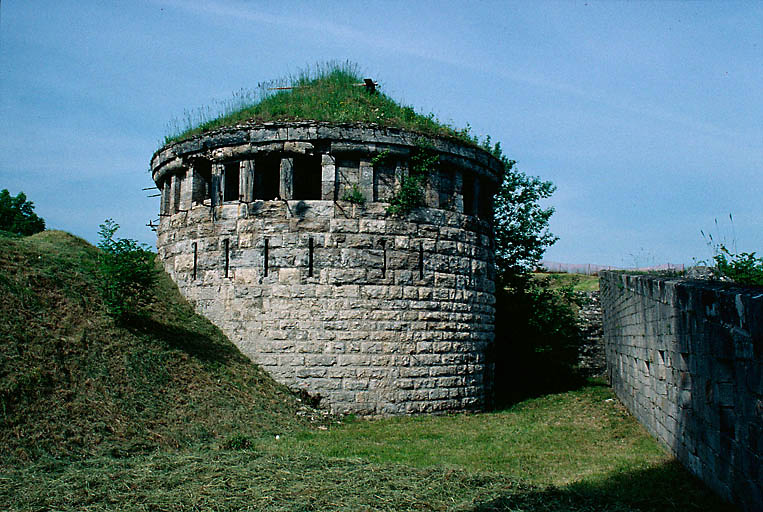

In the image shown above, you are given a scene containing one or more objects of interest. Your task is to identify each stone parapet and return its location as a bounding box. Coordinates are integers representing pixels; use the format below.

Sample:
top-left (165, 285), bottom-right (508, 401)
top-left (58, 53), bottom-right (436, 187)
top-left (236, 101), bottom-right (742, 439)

top-left (601, 271), bottom-right (763, 511)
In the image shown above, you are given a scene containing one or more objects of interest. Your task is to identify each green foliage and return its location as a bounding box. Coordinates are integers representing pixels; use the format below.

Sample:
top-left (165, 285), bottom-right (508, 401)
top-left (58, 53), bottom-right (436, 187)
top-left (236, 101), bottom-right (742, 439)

top-left (370, 149), bottom-right (392, 167)
top-left (96, 219), bottom-right (157, 320)
top-left (702, 215), bottom-right (763, 286)
top-left (385, 142), bottom-right (437, 216)
top-left (492, 157), bottom-right (557, 275)
top-left (0, 189), bottom-right (45, 236)
top-left (712, 245), bottom-right (763, 286)
top-left (494, 272), bottom-right (586, 405)
top-left (340, 183), bottom-right (366, 205)
top-left (385, 174), bottom-right (425, 216)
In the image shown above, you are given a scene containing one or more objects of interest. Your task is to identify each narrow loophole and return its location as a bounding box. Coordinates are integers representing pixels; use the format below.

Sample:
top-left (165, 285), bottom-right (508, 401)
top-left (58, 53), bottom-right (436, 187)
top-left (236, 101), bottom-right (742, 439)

top-left (419, 241), bottom-right (424, 280)
top-left (192, 242), bottom-right (198, 280)
top-left (264, 238), bottom-right (269, 277)
top-left (308, 237), bottom-right (314, 277)
top-left (223, 238), bottom-right (230, 278)
top-left (381, 239), bottom-right (387, 278)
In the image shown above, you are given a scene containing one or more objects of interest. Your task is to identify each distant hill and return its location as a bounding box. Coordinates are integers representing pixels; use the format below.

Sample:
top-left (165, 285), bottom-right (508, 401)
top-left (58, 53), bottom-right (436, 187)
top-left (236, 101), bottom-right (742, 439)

top-left (542, 261), bottom-right (686, 275)
top-left (0, 230), bottom-right (323, 460)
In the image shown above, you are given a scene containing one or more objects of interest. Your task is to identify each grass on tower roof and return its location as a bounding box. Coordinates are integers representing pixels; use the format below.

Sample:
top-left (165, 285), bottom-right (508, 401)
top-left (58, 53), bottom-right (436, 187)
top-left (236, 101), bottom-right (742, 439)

top-left (162, 62), bottom-right (478, 147)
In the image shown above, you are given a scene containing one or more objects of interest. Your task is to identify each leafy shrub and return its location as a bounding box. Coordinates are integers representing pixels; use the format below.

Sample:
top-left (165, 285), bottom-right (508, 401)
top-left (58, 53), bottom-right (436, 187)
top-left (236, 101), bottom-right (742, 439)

top-left (96, 219), bottom-right (157, 320)
top-left (385, 174), bottom-right (425, 216)
top-left (493, 273), bottom-right (586, 405)
top-left (0, 189), bottom-right (45, 236)
top-left (341, 183), bottom-right (366, 205)
top-left (491, 154), bottom-right (557, 275)
top-left (712, 245), bottom-right (763, 286)
top-left (702, 215), bottom-right (763, 286)
top-left (385, 142), bottom-right (437, 216)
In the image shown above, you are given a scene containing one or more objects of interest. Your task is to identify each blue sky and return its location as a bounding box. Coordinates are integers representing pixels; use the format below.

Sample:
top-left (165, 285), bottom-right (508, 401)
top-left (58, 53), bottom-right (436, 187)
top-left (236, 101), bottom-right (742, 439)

top-left (1, 1), bottom-right (760, 267)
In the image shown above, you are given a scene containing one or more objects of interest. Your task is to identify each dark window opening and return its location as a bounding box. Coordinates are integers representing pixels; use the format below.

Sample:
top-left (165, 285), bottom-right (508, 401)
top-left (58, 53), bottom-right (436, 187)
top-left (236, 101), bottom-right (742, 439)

top-left (193, 160), bottom-right (212, 204)
top-left (381, 239), bottom-right (387, 278)
top-left (335, 158), bottom-right (360, 201)
top-left (438, 168), bottom-right (454, 209)
top-left (478, 183), bottom-right (493, 220)
top-left (373, 162), bottom-right (396, 202)
top-left (224, 162), bottom-right (240, 202)
top-left (173, 174), bottom-right (183, 213)
top-left (160, 179), bottom-right (171, 216)
top-left (462, 174), bottom-right (475, 215)
top-left (255, 154), bottom-right (281, 200)
top-left (293, 155), bottom-right (322, 200)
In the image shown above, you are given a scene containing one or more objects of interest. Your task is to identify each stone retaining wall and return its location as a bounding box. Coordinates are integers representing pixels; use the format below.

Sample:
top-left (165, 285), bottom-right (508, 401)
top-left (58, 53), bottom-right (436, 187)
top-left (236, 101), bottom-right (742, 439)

top-left (601, 271), bottom-right (762, 511)
top-left (152, 122), bottom-right (502, 415)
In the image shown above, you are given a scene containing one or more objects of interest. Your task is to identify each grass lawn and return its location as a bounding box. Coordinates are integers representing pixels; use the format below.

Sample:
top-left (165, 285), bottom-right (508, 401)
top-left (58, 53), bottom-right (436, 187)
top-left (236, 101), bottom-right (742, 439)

top-left (274, 381), bottom-right (660, 487)
top-left (0, 231), bottom-right (737, 511)
top-left (532, 272), bottom-right (601, 293)
top-left (2, 381), bottom-right (736, 511)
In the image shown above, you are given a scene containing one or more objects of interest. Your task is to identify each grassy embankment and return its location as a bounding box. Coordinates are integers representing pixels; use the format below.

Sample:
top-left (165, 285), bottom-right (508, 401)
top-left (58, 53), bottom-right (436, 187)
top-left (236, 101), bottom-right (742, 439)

top-left (163, 61), bottom-right (478, 147)
top-left (0, 231), bottom-right (736, 511)
top-left (533, 272), bottom-right (601, 293)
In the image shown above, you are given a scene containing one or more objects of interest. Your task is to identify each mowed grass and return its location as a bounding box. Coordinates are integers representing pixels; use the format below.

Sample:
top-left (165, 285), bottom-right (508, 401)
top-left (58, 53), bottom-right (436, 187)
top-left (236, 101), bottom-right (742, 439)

top-left (0, 230), bottom-right (737, 511)
top-left (1, 382), bottom-right (736, 511)
top-left (274, 382), bottom-right (659, 487)
top-left (532, 272), bottom-right (601, 293)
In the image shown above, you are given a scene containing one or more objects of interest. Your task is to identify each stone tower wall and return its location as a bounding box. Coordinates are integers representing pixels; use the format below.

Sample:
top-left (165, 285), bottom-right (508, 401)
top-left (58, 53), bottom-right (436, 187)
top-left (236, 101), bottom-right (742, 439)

top-left (152, 122), bottom-right (503, 414)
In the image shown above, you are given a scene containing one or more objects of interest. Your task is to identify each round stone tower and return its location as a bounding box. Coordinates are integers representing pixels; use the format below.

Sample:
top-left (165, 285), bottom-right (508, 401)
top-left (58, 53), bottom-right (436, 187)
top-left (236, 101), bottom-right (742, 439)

top-left (151, 121), bottom-right (503, 414)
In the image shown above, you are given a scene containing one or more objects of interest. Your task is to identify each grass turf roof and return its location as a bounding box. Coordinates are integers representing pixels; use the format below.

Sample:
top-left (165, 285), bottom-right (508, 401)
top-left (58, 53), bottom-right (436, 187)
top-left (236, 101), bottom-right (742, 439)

top-left (162, 62), bottom-right (479, 148)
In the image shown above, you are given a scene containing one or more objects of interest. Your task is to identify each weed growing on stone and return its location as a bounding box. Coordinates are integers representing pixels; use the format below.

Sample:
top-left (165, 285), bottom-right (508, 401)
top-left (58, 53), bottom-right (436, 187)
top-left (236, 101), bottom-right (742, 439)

top-left (702, 215), bottom-right (763, 286)
top-left (340, 183), bottom-right (365, 205)
top-left (385, 141), bottom-right (437, 216)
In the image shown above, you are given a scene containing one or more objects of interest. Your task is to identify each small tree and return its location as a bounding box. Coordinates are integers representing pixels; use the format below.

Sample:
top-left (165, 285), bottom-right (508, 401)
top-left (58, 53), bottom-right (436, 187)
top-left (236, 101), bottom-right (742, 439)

top-left (97, 219), bottom-right (157, 320)
top-left (492, 157), bottom-right (557, 276)
top-left (487, 148), bottom-right (589, 404)
top-left (0, 189), bottom-right (46, 235)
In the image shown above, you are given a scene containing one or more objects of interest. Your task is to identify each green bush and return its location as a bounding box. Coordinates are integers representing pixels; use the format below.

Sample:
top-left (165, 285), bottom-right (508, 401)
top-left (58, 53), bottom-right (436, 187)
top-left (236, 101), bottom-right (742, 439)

top-left (341, 183), bottom-right (366, 205)
top-left (702, 216), bottom-right (763, 286)
top-left (385, 174), bottom-right (425, 216)
top-left (493, 273), bottom-right (586, 405)
top-left (0, 189), bottom-right (45, 236)
top-left (385, 142), bottom-right (436, 216)
top-left (712, 245), bottom-right (763, 286)
top-left (96, 219), bottom-right (157, 320)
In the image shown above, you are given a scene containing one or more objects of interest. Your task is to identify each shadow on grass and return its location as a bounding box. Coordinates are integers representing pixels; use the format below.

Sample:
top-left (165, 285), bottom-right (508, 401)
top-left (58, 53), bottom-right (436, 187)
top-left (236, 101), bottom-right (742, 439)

top-left (471, 460), bottom-right (739, 512)
top-left (123, 314), bottom-right (244, 365)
